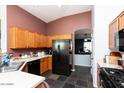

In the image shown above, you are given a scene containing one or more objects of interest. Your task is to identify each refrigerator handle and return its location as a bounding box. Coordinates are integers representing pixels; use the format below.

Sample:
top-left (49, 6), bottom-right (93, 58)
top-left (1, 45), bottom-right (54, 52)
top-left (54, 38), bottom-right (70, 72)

top-left (58, 45), bottom-right (60, 52)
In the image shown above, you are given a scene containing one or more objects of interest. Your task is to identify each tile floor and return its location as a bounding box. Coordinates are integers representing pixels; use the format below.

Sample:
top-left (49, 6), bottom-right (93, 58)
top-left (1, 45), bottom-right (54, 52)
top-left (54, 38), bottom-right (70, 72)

top-left (42, 66), bottom-right (93, 88)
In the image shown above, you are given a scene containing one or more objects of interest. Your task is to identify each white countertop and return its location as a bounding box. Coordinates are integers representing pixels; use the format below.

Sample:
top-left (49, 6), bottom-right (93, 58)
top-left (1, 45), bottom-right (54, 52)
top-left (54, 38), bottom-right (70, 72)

top-left (10, 55), bottom-right (52, 71)
top-left (11, 55), bottom-right (52, 63)
top-left (0, 71), bottom-right (45, 88)
top-left (0, 55), bottom-right (52, 88)
top-left (97, 60), bottom-right (123, 69)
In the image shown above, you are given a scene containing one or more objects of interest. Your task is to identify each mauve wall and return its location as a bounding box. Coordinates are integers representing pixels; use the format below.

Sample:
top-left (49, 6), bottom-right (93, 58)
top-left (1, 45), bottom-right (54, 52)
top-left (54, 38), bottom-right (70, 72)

top-left (7, 6), bottom-right (91, 56)
top-left (46, 11), bottom-right (91, 35)
top-left (7, 5), bottom-right (47, 56)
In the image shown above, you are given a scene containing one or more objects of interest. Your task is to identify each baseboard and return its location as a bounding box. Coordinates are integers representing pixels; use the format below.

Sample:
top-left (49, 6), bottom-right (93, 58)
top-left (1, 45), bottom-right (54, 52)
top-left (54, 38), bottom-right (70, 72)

top-left (75, 64), bottom-right (92, 67)
top-left (71, 69), bottom-right (75, 72)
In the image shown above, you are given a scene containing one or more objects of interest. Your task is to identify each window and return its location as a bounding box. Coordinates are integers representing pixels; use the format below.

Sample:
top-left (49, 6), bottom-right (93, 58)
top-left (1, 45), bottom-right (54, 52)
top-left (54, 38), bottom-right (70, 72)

top-left (84, 41), bottom-right (92, 52)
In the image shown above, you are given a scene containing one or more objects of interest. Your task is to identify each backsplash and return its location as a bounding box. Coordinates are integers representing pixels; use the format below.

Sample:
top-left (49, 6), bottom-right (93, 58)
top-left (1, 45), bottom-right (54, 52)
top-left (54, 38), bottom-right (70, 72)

top-left (9, 48), bottom-right (47, 57)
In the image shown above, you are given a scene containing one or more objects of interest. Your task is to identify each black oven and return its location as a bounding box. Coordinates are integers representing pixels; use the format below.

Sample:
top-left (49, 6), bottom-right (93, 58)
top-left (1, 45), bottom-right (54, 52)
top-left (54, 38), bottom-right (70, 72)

top-left (100, 68), bottom-right (116, 88)
top-left (100, 68), bottom-right (124, 88)
top-left (115, 29), bottom-right (124, 52)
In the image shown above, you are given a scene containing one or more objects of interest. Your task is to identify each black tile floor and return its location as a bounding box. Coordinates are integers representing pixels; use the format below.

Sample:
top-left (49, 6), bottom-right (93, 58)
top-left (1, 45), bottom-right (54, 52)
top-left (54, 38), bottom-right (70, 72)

top-left (42, 66), bottom-right (93, 88)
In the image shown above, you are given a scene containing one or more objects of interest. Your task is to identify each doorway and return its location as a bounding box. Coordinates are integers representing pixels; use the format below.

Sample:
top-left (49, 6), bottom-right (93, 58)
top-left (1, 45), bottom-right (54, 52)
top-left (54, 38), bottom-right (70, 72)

top-left (74, 29), bottom-right (92, 67)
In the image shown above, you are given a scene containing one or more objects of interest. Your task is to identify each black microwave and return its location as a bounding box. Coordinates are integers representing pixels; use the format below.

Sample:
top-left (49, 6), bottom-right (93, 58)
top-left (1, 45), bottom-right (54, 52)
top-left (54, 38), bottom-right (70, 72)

top-left (115, 29), bottom-right (124, 52)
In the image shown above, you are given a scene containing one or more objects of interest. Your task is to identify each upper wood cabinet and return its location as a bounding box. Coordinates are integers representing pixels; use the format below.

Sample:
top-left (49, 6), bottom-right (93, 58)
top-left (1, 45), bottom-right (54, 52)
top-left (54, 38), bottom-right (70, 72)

top-left (10, 27), bottom-right (28, 49)
top-left (109, 11), bottom-right (124, 49)
top-left (46, 34), bottom-right (72, 48)
top-left (109, 18), bottom-right (119, 49)
top-left (9, 27), bottom-right (47, 49)
top-left (34, 33), bottom-right (41, 48)
top-left (118, 11), bottom-right (124, 30)
top-left (27, 31), bottom-right (35, 48)
top-left (9, 27), bottom-right (72, 49)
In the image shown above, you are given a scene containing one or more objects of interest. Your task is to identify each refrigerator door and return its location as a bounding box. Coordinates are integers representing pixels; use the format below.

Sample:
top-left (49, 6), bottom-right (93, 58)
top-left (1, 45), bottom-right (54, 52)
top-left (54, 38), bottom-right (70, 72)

top-left (52, 40), bottom-right (71, 76)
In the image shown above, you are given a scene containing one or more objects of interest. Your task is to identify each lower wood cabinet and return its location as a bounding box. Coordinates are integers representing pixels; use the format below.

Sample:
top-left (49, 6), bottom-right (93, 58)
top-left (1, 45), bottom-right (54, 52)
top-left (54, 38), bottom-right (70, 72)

top-left (21, 63), bottom-right (28, 73)
top-left (40, 58), bottom-right (48, 74)
top-left (47, 56), bottom-right (52, 70)
top-left (35, 83), bottom-right (45, 88)
top-left (40, 57), bottom-right (52, 74)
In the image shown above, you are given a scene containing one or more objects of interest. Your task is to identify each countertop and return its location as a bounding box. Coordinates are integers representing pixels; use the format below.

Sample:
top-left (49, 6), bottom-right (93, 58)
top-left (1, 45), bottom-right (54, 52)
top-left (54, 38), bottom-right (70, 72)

top-left (11, 55), bottom-right (52, 63)
top-left (97, 60), bottom-right (123, 69)
top-left (11, 55), bottom-right (52, 71)
top-left (0, 71), bottom-right (45, 88)
top-left (0, 55), bottom-right (52, 88)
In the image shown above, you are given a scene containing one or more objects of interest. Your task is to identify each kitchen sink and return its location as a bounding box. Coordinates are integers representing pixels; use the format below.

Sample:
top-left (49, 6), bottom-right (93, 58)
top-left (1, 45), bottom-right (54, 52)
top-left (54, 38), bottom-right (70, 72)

top-left (0, 61), bottom-right (25, 73)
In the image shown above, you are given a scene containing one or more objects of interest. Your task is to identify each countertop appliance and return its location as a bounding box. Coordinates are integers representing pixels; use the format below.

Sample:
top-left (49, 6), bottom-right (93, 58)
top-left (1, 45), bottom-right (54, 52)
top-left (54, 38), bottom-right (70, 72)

top-left (115, 29), bottom-right (124, 52)
top-left (52, 40), bottom-right (72, 76)
top-left (46, 49), bottom-right (52, 55)
top-left (100, 67), bottom-right (124, 88)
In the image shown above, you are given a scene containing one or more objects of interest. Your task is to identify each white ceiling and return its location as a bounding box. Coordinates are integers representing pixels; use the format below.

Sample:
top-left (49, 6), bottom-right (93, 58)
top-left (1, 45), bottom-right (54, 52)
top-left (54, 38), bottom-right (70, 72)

top-left (18, 5), bottom-right (92, 23)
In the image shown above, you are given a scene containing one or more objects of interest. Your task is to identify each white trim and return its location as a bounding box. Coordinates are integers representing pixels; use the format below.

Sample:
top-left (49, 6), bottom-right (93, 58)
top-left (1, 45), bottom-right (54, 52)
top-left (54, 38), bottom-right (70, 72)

top-left (75, 64), bottom-right (91, 67)
top-left (0, 5), bottom-right (7, 53)
top-left (71, 69), bottom-right (75, 72)
top-left (93, 84), bottom-right (98, 88)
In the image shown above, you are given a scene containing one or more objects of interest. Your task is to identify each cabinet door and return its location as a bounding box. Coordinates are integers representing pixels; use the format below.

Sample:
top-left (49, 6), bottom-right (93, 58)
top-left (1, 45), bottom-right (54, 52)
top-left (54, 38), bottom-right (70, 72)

top-left (27, 31), bottom-right (35, 48)
top-left (109, 18), bottom-right (119, 49)
top-left (34, 33), bottom-right (39, 48)
top-left (39, 34), bottom-right (43, 48)
top-left (9, 27), bottom-right (17, 48)
top-left (47, 57), bottom-right (52, 70)
top-left (46, 36), bottom-right (52, 48)
top-left (40, 59), bottom-right (44, 74)
top-left (37, 33), bottom-right (41, 48)
top-left (41, 34), bottom-right (46, 48)
top-left (119, 12), bottom-right (124, 30)
top-left (40, 58), bottom-right (48, 74)
top-left (44, 58), bottom-right (48, 72)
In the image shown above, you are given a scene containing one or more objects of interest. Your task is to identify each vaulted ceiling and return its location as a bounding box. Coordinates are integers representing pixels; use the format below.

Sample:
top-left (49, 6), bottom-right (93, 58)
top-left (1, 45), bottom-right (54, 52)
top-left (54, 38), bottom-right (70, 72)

top-left (18, 5), bottom-right (92, 23)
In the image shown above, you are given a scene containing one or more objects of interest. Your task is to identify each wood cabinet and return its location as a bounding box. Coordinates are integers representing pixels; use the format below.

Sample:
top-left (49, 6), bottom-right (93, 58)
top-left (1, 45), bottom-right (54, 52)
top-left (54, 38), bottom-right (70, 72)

top-left (21, 63), bottom-right (28, 73)
top-left (46, 34), bottom-right (71, 48)
top-left (9, 27), bottom-right (47, 49)
top-left (10, 27), bottom-right (28, 49)
top-left (119, 11), bottom-right (124, 30)
top-left (35, 83), bottom-right (45, 88)
top-left (109, 11), bottom-right (124, 50)
top-left (41, 34), bottom-right (46, 48)
top-left (10, 27), bottom-right (72, 49)
top-left (46, 35), bottom-right (53, 48)
top-left (47, 56), bottom-right (52, 70)
top-left (34, 33), bottom-right (41, 48)
top-left (40, 56), bottom-right (52, 74)
top-left (109, 18), bottom-right (119, 49)
top-left (40, 58), bottom-right (48, 74)
top-left (27, 31), bottom-right (35, 48)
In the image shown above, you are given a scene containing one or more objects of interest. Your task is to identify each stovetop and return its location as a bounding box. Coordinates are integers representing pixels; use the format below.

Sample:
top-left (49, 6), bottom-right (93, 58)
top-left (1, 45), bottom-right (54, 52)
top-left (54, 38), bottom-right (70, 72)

top-left (103, 68), bottom-right (124, 88)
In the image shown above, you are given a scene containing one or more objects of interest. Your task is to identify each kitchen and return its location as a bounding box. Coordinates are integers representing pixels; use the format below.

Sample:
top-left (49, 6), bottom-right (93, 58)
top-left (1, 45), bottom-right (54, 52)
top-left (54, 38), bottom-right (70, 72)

top-left (0, 5), bottom-right (93, 88)
top-left (1, 5), bottom-right (124, 88)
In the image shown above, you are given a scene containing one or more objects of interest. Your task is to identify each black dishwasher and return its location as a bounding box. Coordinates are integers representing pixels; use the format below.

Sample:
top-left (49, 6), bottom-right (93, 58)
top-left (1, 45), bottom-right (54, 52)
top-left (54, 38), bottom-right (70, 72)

top-left (28, 59), bottom-right (40, 75)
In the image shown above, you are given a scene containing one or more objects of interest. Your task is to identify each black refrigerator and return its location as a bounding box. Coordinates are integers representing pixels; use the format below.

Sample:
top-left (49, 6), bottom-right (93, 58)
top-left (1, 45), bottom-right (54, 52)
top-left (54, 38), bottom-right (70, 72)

top-left (52, 39), bottom-right (72, 76)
